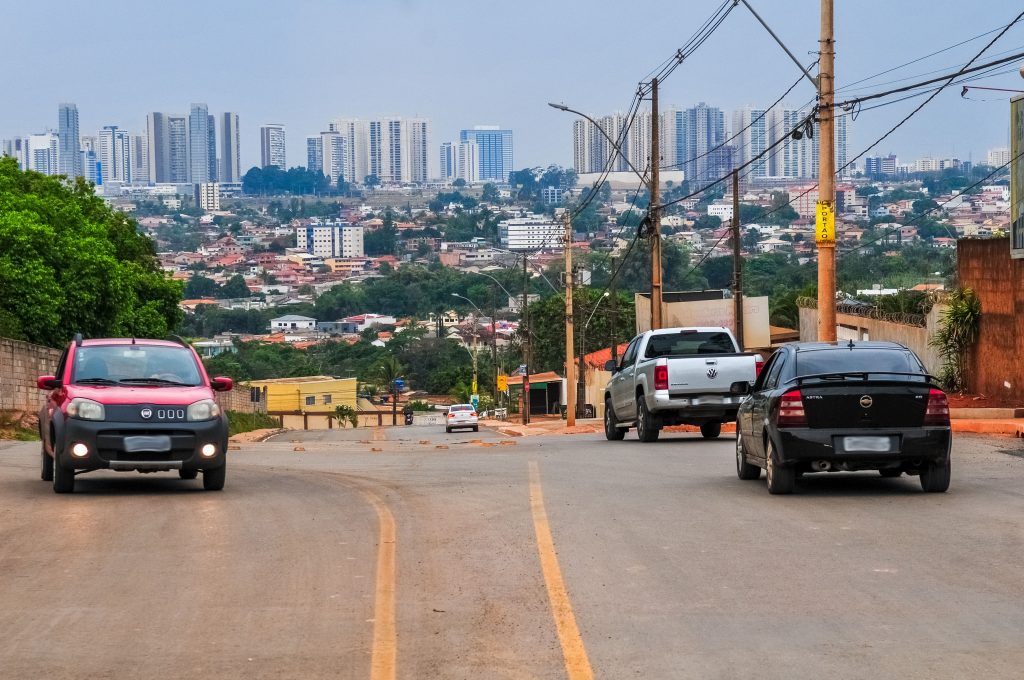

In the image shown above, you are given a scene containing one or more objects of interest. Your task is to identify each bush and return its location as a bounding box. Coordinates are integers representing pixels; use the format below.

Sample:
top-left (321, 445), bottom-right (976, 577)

top-left (334, 404), bottom-right (359, 428)
top-left (226, 411), bottom-right (280, 436)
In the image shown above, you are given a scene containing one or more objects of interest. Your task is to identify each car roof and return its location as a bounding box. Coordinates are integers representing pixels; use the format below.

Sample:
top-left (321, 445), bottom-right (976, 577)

top-left (78, 338), bottom-right (186, 348)
top-left (788, 341), bottom-right (910, 352)
top-left (449, 403), bottom-right (473, 408)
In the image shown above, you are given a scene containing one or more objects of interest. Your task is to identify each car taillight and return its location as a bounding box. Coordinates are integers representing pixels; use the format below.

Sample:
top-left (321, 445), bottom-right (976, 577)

top-left (447, 413), bottom-right (455, 418)
top-left (776, 389), bottom-right (807, 427)
top-left (924, 388), bottom-right (950, 426)
top-left (755, 357), bottom-right (764, 377)
top-left (654, 364), bottom-right (668, 391)
top-left (470, 412), bottom-right (477, 418)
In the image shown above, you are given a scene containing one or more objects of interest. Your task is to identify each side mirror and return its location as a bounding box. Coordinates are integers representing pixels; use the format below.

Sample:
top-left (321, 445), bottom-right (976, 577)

top-left (211, 376), bottom-right (233, 392)
top-left (37, 375), bottom-right (60, 390)
top-left (729, 380), bottom-right (751, 396)
top-left (604, 359), bottom-right (618, 372)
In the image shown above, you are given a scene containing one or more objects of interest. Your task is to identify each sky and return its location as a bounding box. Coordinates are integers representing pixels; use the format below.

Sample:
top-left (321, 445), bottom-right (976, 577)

top-left (3, 0), bottom-right (1023, 173)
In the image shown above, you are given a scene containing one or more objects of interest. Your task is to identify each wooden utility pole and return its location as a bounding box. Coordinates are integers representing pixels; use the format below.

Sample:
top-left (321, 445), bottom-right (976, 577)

top-left (649, 77), bottom-right (664, 331)
top-left (563, 211), bottom-right (576, 427)
top-left (490, 285), bottom-right (498, 406)
top-left (732, 170), bottom-right (744, 350)
top-left (521, 255), bottom-right (530, 425)
top-left (610, 257), bottom-right (619, 363)
top-left (816, 0), bottom-right (837, 341)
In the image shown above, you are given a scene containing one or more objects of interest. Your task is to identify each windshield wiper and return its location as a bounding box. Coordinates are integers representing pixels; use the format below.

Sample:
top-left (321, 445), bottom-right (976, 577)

top-left (118, 378), bottom-right (195, 386)
top-left (74, 378), bottom-right (119, 385)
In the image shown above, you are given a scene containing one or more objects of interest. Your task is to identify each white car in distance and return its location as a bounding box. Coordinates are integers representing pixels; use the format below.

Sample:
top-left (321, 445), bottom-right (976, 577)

top-left (446, 404), bottom-right (479, 433)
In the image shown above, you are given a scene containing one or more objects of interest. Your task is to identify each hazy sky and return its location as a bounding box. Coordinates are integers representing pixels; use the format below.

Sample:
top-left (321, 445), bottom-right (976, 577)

top-left (4, 0), bottom-right (1023, 172)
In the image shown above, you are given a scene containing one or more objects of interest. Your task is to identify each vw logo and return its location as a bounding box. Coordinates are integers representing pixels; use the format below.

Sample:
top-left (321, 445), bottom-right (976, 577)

top-left (140, 408), bottom-right (153, 419)
top-left (707, 368), bottom-right (718, 379)
top-left (859, 395), bottom-right (873, 408)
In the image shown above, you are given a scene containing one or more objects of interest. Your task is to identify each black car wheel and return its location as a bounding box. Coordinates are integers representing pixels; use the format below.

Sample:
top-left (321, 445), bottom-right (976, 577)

top-left (40, 443), bottom-right (53, 482)
top-left (604, 399), bottom-right (625, 441)
top-left (920, 457), bottom-right (951, 493)
top-left (52, 451), bottom-right (75, 494)
top-left (765, 439), bottom-right (794, 495)
top-left (636, 398), bottom-right (660, 443)
top-left (203, 463), bottom-right (226, 491)
top-left (735, 434), bottom-right (760, 480)
top-left (700, 422), bottom-right (722, 439)
top-left (179, 469), bottom-right (199, 480)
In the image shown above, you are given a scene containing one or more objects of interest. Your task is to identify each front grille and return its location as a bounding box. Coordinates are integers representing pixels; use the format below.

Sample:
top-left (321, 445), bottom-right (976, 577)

top-left (96, 430), bottom-right (196, 462)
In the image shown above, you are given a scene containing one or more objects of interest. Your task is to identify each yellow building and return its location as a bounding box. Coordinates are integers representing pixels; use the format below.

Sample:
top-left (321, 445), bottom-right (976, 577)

top-left (247, 376), bottom-right (357, 413)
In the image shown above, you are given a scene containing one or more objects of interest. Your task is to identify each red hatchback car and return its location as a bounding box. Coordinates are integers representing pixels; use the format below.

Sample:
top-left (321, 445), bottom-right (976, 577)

top-left (37, 336), bottom-right (233, 493)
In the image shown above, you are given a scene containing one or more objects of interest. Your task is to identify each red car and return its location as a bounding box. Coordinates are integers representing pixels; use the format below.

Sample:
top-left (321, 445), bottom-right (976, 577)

top-left (37, 336), bottom-right (233, 493)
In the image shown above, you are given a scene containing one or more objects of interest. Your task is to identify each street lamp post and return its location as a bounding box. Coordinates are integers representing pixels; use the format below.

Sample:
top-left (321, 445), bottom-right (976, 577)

top-left (578, 291), bottom-right (610, 418)
top-left (451, 293), bottom-right (484, 407)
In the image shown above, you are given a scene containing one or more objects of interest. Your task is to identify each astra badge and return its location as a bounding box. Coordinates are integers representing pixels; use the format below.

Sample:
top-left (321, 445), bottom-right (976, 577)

top-left (140, 408), bottom-right (153, 419)
top-left (859, 395), bottom-right (873, 408)
top-left (707, 368), bottom-right (718, 379)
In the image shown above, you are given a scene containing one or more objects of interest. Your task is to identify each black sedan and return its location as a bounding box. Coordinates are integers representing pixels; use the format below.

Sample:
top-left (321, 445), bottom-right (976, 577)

top-left (733, 341), bottom-right (952, 495)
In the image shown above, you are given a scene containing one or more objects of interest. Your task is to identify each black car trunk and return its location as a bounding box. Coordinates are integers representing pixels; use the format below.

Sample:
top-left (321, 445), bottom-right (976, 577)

top-left (798, 381), bottom-right (930, 429)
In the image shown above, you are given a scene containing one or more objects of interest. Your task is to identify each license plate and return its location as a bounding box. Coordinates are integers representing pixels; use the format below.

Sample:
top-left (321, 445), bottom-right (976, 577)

top-left (694, 396), bottom-right (722, 405)
top-left (123, 435), bottom-right (172, 453)
top-left (843, 436), bottom-right (892, 452)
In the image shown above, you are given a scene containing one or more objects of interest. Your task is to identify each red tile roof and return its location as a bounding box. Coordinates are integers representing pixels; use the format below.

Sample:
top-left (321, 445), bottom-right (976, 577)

top-left (583, 343), bottom-right (630, 369)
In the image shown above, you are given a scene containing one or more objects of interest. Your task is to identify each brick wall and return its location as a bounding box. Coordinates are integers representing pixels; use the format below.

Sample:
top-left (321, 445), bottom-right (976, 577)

top-left (957, 238), bottom-right (1024, 401)
top-left (0, 338), bottom-right (62, 411)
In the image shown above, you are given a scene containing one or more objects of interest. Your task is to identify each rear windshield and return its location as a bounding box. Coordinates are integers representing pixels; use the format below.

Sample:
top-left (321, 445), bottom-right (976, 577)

top-left (450, 405), bottom-right (474, 412)
top-left (794, 348), bottom-right (924, 379)
top-left (645, 331), bottom-right (735, 358)
top-left (73, 345), bottom-right (203, 386)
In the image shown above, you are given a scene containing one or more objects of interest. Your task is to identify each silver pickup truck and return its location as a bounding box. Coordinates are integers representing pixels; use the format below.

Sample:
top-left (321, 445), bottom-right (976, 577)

top-left (603, 327), bottom-right (762, 442)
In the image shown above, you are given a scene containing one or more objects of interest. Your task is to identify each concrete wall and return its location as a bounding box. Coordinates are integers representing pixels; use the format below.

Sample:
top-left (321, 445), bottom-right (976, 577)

top-left (798, 305), bottom-right (945, 374)
top-left (0, 338), bottom-right (61, 412)
top-left (958, 238), bottom-right (1024, 400)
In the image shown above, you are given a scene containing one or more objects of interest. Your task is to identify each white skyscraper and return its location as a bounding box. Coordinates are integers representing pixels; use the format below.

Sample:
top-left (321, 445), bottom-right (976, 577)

top-left (132, 133), bottom-right (149, 184)
top-left (3, 137), bottom-right (29, 170)
top-left (260, 124), bottom-right (287, 169)
top-left (306, 136), bottom-right (323, 173)
top-left (440, 142), bottom-right (457, 180)
top-left (220, 112), bottom-right (241, 183)
top-left (28, 133), bottom-right (60, 175)
top-left (331, 119), bottom-right (368, 186)
top-left (97, 126), bottom-right (132, 182)
top-left (147, 112), bottom-right (189, 183)
top-left (188, 103), bottom-right (212, 183)
top-left (457, 141), bottom-right (479, 184)
top-left (733, 107), bottom-right (768, 179)
top-left (320, 130), bottom-right (347, 184)
top-left (58, 103), bottom-right (82, 178)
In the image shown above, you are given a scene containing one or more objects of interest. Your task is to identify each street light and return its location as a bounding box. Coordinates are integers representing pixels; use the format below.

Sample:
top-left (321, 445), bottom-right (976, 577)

top-left (547, 102), bottom-right (646, 182)
top-left (470, 271), bottom-right (515, 302)
top-left (451, 293), bottom-right (481, 402)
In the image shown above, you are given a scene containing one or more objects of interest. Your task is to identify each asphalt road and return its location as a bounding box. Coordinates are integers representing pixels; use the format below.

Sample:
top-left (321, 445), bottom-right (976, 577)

top-left (2, 427), bottom-right (1024, 679)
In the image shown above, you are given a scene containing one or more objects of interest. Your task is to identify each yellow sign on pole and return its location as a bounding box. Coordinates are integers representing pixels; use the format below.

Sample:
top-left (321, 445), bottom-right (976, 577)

top-left (815, 200), bottom-right (835, 245)
top-left (471, 379), bottom-right (478, 394)
top-left (496, 374), bottom-right (508, 392)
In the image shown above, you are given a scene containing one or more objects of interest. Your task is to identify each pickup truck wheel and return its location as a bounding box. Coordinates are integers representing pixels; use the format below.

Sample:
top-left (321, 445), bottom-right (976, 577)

top-left (920, 457), bottom-right (951, 493)
top-left (735, 435), bottom-right (760, 480)
top-left (604, 400), bottom-right (626, 441)
top-left (203, 463), bottom-right (226, 491)
top-left (52, 451), bottom-right (75, 494)
top-left (41, 443), bottom-right (53, 481)
top-left (700, 422), bottom-right (722, 439)
top-left (636, 399), bottom-right (660, 442)
top-left (765, 440), bottom-right (794, 495)
top-left (179, 469), bottom-right (199, 480)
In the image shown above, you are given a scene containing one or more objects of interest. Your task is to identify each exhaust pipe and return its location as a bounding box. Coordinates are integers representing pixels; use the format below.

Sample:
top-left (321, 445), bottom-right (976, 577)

top-left (811, 460), bottom-right (832, 472)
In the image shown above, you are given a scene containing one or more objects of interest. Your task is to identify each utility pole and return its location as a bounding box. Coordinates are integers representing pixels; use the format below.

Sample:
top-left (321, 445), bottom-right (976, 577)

top-left (732, 170), bottom-right (744, 350)
top-left (563, 210), bottom-right (576, 427)
top-left (610, 257), bottom-right (618, 364)
top-left (816, 0), bottom-right (837, 341)
top-left (490, 285), bottom-right (498, 408)
top-left (521, 254), bottom-right (530, 425)
top-left (649, 77), bottom-right (664, 331)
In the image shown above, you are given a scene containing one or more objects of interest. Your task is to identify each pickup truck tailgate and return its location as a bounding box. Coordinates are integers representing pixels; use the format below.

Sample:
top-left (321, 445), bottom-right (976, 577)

top-left (667, 354), bottom-right (757, 395)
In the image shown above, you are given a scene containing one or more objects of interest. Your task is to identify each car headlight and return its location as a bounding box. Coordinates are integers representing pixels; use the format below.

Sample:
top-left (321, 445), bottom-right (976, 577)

top-left (67, 398), bottom-right (105, 421)
top-left (187, 399), bottom-right (221, 422)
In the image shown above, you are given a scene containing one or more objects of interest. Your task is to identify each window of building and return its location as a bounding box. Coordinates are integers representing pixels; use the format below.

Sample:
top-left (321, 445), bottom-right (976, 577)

top-left (323, 395), bottom-right (332, 405)
top-left (305, 396), bottom-right (315, 406)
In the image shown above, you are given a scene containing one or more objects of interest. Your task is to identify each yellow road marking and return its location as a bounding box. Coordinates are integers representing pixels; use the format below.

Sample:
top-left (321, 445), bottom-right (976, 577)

top-left (358, 485), bottom-right (397, 680)
top-left (528, 461), bottom-right (595, 680)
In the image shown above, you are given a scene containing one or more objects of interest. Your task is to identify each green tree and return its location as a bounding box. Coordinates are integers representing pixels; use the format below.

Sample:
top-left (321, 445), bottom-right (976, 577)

top-left (0, 158), bottom-right (182, 346)
top-left (184, 275), bottom-right (220, 299)
top-left (481, 183), bottom-right (499, 202)
top-left (364, 174), bottom-right (381, 188)
top-left (219, 274), bottom-right (251, 299)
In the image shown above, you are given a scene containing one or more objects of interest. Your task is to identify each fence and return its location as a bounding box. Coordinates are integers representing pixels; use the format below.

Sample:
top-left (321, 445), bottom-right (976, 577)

top-left (0, 338), bottom-right (62, 411)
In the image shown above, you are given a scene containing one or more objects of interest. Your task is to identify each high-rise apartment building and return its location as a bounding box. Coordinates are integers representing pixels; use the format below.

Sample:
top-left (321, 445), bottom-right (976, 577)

top-left (97, 126), bottom-right (132, 182)
top-left (58, 103), bottom-right (82, 178)
top-left (331, 119), bottom-right (368, 186)
top-left (132, 133), bottom-right (149, 184)
top-left (3, 137), bottom-right (29, 170)
top-left (260, 124), bottom-right (286, 169)
top-left (457, 141), bottom-right (479, 184)
top-left (320, 130), bottom-right (346, 184)
top-left (363, 117), bottom-right (430, 184)
top-left (207, 114), bottom-right (218, 182)
top-left (988, 147), bottom-right (1011, 167)
top-left (296, 222), bottom-right (364, 258)
top-left (733, 107), bottom-right (768, 179)
top-left (306, 136), bottom-right (323, 173)
top-left (572, 112), bottom-right (631, 174)
top-left (439, 142), bottom-right (457, 181)
top-left (28, 133), bottom-right (60, 175)
top-left (220, 112), bottom-right (241, 182)
top-left (188, 104), bottom-right (212, 183)
top-left (458, 126), bottom-right (512, 182)
top-left (147, 113), bottom-right (189, 183)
